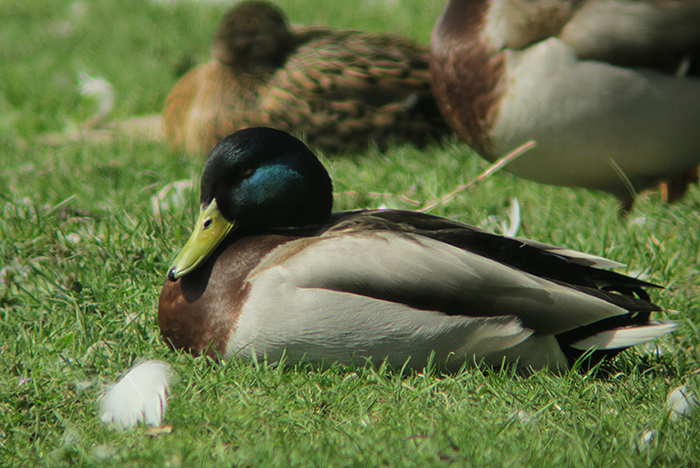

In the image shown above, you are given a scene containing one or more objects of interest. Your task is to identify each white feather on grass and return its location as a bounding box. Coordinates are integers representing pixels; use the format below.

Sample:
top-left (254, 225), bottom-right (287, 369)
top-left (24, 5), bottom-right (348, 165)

top-left (100, 360), bottom-right (173, 430)
top-left (635, 429), bottom-right (656, 451)
top-left (478, 198), bottom-right (520, 237)
top-left (500, 198), bottom-right (520, 237)
top-left (666, 384), bottom-right (698, 420)
top-left (78, 72), bottom-right (115, 125)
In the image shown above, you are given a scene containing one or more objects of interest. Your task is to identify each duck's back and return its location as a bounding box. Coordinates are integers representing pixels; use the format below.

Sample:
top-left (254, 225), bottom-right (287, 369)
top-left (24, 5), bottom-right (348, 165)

top-left (256, 27), bottom-right (449, 152)
top-left (560, 0), bottom-right (700, 71)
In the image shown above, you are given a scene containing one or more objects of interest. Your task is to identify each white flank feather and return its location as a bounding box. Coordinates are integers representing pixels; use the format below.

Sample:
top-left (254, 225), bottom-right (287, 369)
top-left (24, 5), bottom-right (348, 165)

top-left (570, 321), bottom-right (677, 351)
top-left (666, 384), bottom-right (698, 420)
top-left (100, 360), bottom-right (173, 430)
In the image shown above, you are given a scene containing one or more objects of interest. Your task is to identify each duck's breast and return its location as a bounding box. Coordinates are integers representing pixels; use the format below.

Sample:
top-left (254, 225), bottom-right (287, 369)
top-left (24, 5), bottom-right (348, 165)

top-left (163, 62), bottom-right (244, 155)
top-left (158, 235), bottom-right (295, 358)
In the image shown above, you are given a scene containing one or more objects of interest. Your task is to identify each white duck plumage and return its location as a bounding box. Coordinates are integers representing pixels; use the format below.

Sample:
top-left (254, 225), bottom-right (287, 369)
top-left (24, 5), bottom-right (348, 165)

top-left (430, 0), bottom-right (700, 208)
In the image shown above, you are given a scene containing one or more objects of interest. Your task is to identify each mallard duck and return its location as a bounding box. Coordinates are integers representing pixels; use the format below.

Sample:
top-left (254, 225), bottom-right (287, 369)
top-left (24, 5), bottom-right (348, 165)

top-left (158, 127), bottom-right (676, 373)
top-left (163, 1), bottom-right (450, 156)
top-left (430, 0), bottom-right (700, 209)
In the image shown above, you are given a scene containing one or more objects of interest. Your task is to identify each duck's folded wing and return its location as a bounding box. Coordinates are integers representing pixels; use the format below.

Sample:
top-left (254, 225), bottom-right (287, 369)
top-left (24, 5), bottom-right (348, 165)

top-left (257, 30), bottom-right (442, 142)
top-left (327, 210), bottom-right (655, 291)
top-left (560, 0), bottom-right (700, 69)
top-left (249, 231), bottom-right (639, 337)
top-left (283, 29), bottom-right (433, 102)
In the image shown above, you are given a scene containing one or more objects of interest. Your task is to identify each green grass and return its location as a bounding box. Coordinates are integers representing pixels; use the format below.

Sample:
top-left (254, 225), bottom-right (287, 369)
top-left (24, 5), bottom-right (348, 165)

top-left (2, 0), bottom-right (699, 466)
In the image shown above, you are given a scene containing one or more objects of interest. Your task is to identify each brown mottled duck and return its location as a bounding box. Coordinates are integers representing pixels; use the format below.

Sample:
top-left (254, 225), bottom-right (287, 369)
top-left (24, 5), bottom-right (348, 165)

top-left (163, 1), bottom-right (451, 155)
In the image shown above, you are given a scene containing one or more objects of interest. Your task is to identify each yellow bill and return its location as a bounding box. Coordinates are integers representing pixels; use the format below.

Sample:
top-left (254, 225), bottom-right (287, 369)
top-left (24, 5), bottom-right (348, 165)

top-left (168, 200), bottom-right (235, 281)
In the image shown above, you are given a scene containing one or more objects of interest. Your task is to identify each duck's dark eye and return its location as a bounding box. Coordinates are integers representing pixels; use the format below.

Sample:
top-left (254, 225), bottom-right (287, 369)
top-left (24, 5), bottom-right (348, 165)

top-left (203, 219), bottom-right (213, 229)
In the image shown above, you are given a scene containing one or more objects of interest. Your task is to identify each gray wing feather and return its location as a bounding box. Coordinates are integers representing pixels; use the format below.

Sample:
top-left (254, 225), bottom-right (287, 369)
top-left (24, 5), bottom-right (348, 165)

top-left (250, 231), bottom-right (629, 336)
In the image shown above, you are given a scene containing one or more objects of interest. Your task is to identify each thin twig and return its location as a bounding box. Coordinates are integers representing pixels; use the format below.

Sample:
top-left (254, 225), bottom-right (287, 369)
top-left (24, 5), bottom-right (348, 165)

top-left (419, 140), bottom-right (536, 212)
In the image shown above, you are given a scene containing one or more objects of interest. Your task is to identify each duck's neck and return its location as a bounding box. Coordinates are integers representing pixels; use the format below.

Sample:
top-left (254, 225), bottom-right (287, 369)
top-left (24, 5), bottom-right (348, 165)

top-left (433, 0), bottom-right (488, 45)
top-left (211, 41), bottom-right (282, 84)
top-left (430, 0), bottom-right (506, 156)
top-left (430, 0), bottom-right (581, 156)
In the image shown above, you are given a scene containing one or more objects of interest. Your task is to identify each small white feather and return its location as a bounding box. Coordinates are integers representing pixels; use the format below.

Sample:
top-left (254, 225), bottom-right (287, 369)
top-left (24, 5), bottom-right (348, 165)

top-left (78, 72), bottom-right (115, 122)
top-left (500, 198), bottom-right (520, 237)
top-left (666, 384), bottom-right (698, 420)
top-left (512, 409), bottom-right (534, 426)
top-left (635, 429), bottom-right (656, 451)
top-left (100, 360), bottom-right (173, 430)
top-left (570, 321), bottom-right (677, 351)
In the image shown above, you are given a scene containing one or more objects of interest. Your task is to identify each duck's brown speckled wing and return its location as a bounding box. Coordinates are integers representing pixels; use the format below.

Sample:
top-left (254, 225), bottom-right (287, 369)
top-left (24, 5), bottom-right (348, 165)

top-left (257, 28), bottom-right (450, 152)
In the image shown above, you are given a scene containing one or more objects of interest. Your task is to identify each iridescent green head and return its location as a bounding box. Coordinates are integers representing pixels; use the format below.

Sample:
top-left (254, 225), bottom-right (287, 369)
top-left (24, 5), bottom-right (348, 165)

top-left (168, 127), bottom-right (333, 281)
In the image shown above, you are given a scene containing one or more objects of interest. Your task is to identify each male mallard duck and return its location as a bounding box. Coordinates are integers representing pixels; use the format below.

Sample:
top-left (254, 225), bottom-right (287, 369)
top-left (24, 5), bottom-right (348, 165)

top-left (163, 1), bottom-right (450, 156)
top-left (430, 0), bottom-right (700, 209)
top-left (158, 127), bottom-right (676, 373)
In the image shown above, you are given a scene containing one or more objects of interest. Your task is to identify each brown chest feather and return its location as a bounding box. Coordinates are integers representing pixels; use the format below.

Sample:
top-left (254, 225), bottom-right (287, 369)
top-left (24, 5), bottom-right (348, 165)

top-left (158, 235), bottom-right (295, 359)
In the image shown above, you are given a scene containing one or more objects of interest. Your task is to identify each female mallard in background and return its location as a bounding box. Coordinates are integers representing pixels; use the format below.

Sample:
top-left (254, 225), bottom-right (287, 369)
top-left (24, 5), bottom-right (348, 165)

top-left (163, 1), bottom-right (450, 156)
top-left (430, 0), bottom-right (700, 210)
top-left (158, 127), bottom-right (676, 373)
